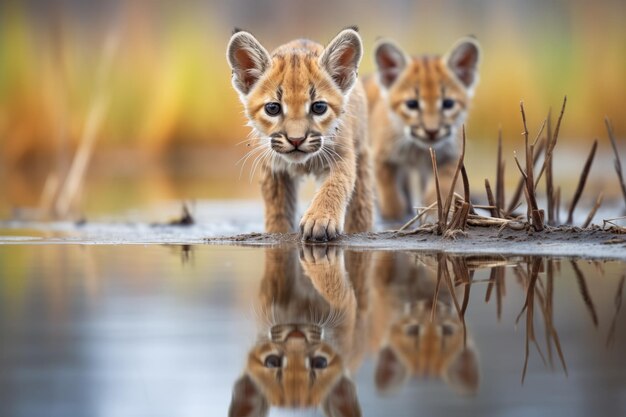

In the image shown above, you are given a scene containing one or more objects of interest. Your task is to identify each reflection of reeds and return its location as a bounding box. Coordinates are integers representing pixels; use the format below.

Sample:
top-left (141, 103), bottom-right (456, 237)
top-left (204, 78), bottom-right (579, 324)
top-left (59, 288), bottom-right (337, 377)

top-left (571, 261), bottom-right (599, 327)
top-left (515, 259), bottom-right (547, 384)
top-left (431, 255), bottom-right (468, 345)
top-left (532, 260), bottom-right (567, 376)
top-left (447, 255), bottom-right (614, 383)
top-left (485, 266), bottom-right (506, 321)
top-left (606, 275), bottom-right (625, 348)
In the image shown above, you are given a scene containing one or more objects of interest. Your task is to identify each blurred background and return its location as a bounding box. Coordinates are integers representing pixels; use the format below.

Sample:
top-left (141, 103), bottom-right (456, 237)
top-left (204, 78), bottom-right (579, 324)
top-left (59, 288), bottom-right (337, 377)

top-left (1, 0), bottom-right (625, 220)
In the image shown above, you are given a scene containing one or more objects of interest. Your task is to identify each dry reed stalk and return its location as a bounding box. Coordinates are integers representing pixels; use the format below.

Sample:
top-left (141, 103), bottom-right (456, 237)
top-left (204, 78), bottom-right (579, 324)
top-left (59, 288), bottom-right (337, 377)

top-left (519, 103), bottom-right (545, 230)
top-left (466, 217), bottom-right (514, 227)
top-left (399, 201), bottom-right (437, 231)
top-left (605, 117), bottom-right (626, 208)
top-left (496, 131), bottom-right (506, 216)
top-left (54, 97), bottom-right (109, 216)
top-left (566, 139), bottom-right (598, 224)
top-left (514, 151), bottom-right (544, 230)
top-left (442, 127), bottom-right (467, 225)
top-left (461, 165), bottom-right (472, 216)
top-left (507, 139), bottom-right (545, 216)
top-left (39, 174), bottom-right (61, 216)
top-left (430, 148), bottom-right (444, 232)
top-left (555, 187), bottom-right (561, 224)
top-left (473, 204), bottom-right (497, 210)
top-left (602, 216), bottom-right (626, 231)
top-left (545, 109), bottom-right (555, 224)
top-left (535, 97), bottom-right (567, 189)
top-left (582, 193), bottom-right (604, 228)
top-left (53, 25), bottom-right (121, 218)
top-left (485, 179), bottom-right (498, 217)
top-left (447, 202), bottom-right (471, 231)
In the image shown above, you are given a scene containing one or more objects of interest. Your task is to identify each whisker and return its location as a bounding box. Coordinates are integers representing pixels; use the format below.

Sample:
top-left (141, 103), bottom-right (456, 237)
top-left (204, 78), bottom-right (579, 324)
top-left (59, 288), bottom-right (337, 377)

top-left (250, 148), bottom-right (272, 182)
top-left (237, 145), bottom-right (268, 180)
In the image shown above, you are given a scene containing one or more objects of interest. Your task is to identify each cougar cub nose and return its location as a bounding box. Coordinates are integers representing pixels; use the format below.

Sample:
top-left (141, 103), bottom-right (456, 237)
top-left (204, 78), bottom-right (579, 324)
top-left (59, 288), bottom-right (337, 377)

top-left (287, 137), bottom-right (305, 148)
top-left (424, 129), bottom-right (439, 141)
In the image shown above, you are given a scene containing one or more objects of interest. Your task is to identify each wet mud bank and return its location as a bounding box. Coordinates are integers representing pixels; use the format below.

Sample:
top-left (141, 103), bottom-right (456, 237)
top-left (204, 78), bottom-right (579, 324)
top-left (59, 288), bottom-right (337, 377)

top-left (207, 225), bottom-right (626, 260)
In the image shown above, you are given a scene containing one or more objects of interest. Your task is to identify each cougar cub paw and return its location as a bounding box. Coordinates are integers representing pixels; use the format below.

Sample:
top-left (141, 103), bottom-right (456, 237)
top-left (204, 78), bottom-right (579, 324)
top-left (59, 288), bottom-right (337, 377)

top-left (299, 213), bottom-right (341, 242)
top-left (299, 245), bottom-right (338, 265)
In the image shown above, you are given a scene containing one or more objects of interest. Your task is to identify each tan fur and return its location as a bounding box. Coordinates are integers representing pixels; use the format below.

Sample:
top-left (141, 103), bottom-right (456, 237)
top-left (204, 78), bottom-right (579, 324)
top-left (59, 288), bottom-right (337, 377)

top-left (370, 252), bottom-right (480, 396)
top-left (366, 38), bottom-right (480, 221)
top-left (229, 246), bottom-right (370, 417)
top-left (227, 29), bottom-right (373, 241)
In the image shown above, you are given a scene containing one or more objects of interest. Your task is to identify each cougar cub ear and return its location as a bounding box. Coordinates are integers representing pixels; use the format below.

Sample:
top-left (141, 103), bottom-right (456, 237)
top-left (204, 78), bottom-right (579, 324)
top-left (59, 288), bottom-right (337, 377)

top-left (322, 376), bottom-right (362, 417)
top-left (445, 37), bottom-right (481, 90)
top-left (226, 30), bottom-right (272, 95)
top-left (374, 346), bottom-right (408, 394)
top-left (228, 374), bottom-right (269, 417)
top-left (374, 40), bottom-right (408, 89)
top-left (319, 28), bottom-right (363, 93)
top-left (444, 347), bottom-right (480, 396)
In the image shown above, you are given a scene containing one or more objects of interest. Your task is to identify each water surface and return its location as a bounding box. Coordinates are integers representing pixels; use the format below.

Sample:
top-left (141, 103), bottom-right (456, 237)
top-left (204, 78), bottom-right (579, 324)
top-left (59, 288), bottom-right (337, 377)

top-left (0, 244), bottom-right (624, 416)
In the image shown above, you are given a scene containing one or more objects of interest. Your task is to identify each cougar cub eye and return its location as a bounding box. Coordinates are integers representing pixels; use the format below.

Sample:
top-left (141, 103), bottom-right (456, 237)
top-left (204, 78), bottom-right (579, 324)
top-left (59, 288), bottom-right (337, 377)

top-left (310, 356), bottom-right (328, 369)
top-left (442, 98), bottom-right (455, 109)
top-left (406, 324), bottom-right (421, 336)
top-left (442, 324), bottom-right (454, 336)
top-left (311, 101), bottom-right (328, 115)
top-left (264, 102), bottom-right (282, 116)
top-left (405, 99), bottom-right (419, 110)
top-left (264, 354), bottom-right (282, 368)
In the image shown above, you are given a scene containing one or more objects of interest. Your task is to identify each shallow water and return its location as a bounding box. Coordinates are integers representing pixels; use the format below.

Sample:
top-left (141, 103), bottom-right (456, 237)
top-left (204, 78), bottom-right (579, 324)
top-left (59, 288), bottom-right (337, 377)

top-left (0, 244), bottom-right (625, 417)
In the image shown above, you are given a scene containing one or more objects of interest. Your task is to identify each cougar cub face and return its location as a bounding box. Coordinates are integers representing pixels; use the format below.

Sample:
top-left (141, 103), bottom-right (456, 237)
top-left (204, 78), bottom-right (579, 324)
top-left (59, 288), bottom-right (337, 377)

top-left (374, 38), bottom-right (480, 150)
top-left (228, 246), bottom-right (362, 416)
top-left (227, 30), bottom-right (362, 165)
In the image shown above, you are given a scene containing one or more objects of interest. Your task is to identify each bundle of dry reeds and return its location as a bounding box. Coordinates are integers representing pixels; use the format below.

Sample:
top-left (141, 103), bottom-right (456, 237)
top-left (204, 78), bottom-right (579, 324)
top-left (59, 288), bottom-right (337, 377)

top-left (398, 97), bottom-right (626, 237)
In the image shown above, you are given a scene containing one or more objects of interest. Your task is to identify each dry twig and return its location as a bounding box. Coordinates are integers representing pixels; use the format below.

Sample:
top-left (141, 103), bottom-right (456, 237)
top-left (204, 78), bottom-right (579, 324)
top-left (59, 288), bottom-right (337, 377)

top-left (567, 140), bottom-right (598, 224)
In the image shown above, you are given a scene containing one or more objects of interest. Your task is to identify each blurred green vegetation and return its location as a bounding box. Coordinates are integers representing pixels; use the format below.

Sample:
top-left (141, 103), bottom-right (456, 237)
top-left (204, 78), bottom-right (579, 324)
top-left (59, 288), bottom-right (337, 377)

top-left (0, 1), bottom-right (624, 214)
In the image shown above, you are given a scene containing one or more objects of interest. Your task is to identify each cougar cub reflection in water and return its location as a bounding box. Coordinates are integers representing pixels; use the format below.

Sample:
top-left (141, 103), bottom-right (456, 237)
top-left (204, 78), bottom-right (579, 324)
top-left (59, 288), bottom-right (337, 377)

top-left (371, 252), bottom-right (479, 395)
top-left (229, 246), bottom-right (369, 417)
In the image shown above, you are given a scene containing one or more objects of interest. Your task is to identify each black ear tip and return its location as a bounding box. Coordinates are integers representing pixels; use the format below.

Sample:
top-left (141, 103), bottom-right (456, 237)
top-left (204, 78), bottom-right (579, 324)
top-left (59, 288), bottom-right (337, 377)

top-left (345, 25), bottom-right (359, 33)
top-left (232, 27), bottom-right (246, 36)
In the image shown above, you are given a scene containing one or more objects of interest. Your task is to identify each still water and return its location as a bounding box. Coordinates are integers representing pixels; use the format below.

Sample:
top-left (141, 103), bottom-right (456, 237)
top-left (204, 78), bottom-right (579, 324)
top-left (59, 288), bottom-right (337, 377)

top-left (0, 244), bottom-right (624, 417)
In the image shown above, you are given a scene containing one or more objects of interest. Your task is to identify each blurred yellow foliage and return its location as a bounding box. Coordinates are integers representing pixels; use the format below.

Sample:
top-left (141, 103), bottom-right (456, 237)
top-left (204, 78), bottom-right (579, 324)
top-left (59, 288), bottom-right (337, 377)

top-left (0, 1), bottom-right (624, 213)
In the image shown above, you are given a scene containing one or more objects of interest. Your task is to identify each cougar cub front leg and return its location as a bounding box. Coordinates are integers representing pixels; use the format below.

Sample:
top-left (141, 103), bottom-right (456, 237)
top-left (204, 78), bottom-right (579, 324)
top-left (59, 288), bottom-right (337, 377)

top-left (299, 245), bottom-right (355, 312)
top-left (261, 167), bottom-right (298, 233)
top-left (300, 156), bottom-right (356, 242)
top-left (375, 159), bottom-right (408, 221)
